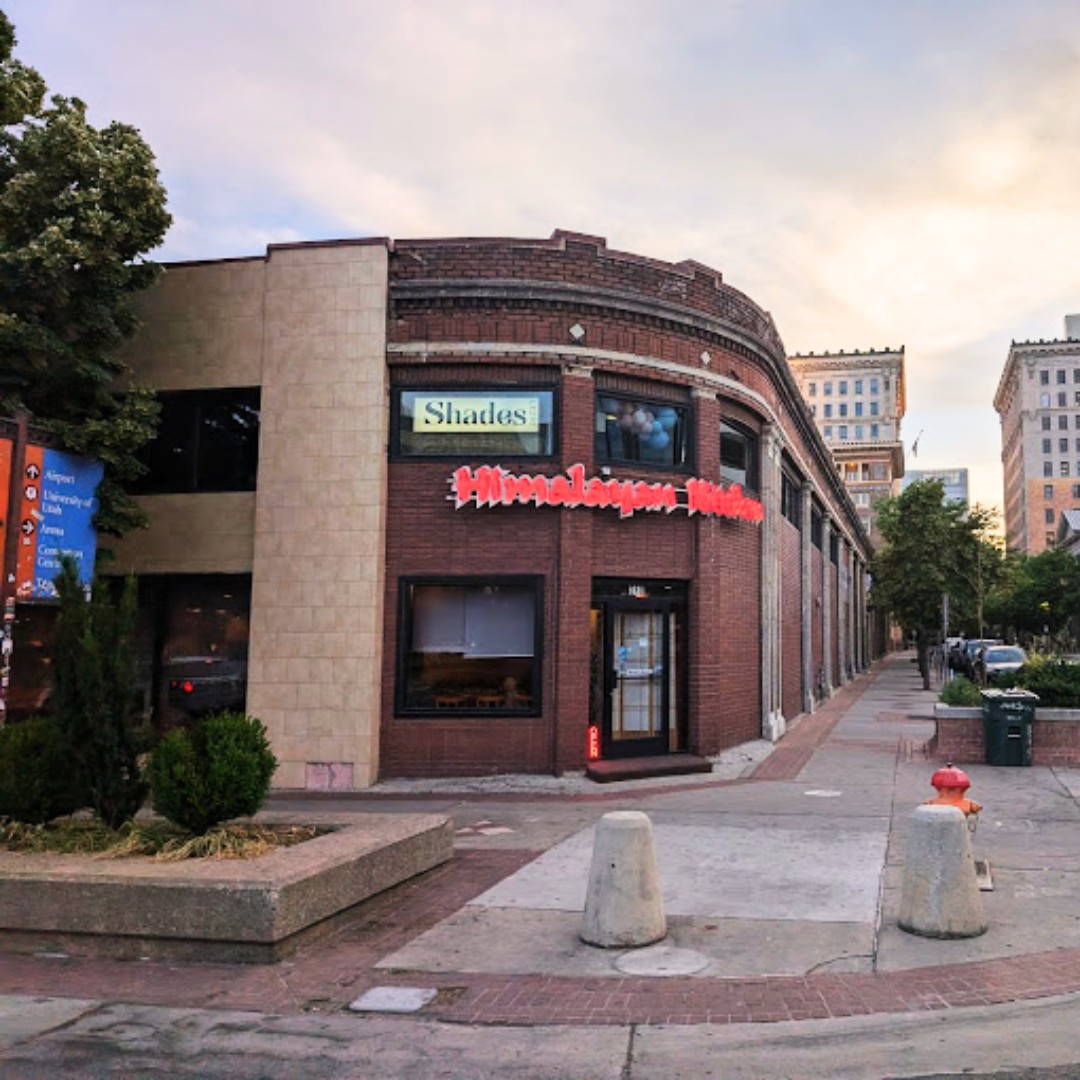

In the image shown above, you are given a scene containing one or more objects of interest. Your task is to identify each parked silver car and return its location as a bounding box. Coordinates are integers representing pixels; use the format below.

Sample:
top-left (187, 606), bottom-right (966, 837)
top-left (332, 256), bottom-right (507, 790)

top-left (974, 644), bottom-right (1027, 685)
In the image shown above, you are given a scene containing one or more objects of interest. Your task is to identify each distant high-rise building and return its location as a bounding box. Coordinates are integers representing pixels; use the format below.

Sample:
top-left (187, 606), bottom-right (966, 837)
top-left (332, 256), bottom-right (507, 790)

top-left (994, 317), bottom-right (1080, 553)
top-left (902, 468), bottom-right (969, 509)
top-left (788, 348), bottom-right (906, 541)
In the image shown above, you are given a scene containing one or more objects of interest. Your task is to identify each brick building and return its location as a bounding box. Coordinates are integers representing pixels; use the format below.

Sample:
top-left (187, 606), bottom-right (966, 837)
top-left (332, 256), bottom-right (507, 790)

top-left (19, 230), bottom-right (872, 789)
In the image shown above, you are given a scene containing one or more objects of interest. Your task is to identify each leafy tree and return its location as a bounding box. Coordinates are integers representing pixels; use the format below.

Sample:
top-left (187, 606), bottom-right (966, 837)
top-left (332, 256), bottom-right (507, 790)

top-left (986, 547), bottom-right (1080, 646)
top-left (52, 556), bottom-right (147, 829)
top-left (871, 480), bottom-right (997, 689)
top-left (0, 10), bottom-right (169, 538)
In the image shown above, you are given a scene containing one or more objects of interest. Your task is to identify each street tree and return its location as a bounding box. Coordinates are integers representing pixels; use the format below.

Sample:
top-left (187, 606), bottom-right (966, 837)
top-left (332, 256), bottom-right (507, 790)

top-left (871, 479), bottom-right (997, 689)
top-left (0, 10), bottom-right (170, 538)
top-left (986, 547), bottom-right (1080, 647)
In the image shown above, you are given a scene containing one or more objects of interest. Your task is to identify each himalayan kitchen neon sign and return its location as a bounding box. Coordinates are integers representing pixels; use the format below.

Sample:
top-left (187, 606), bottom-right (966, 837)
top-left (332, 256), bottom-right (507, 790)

top-left (449, 464), bottom-right (764, 523)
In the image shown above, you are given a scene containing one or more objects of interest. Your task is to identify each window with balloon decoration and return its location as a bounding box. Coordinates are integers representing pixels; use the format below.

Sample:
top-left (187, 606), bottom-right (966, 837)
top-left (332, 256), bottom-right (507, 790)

top-left (594, 395), bottom-right (688, 468)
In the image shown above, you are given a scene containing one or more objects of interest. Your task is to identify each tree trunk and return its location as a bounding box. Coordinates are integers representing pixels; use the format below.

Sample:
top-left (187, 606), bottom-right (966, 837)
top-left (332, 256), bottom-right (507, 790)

top-left (916, 628), bottom-right (931, 691)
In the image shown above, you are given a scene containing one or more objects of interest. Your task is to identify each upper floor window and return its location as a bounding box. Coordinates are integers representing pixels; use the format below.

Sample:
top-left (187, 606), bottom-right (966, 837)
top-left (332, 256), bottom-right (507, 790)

top-left (854, 401), bottom-right (863, 417)
top-left (1059, 392), bottom-right (1068, 407)
top-left (1043, 417), bottom-right (1052, 430)
top-left (1041, 393), bottom-right (1052, 408)
top-left (854, 379), bottom-right (863, 394)
top-left (838, 425), bottom-right (848, 439)
top-left (780, 471), bottom-right (803, 528)
top-left (855, 424), bottom-right (864, 439)
top-left (823, 381), bottom-right (833, 395)
top-left (1060, 438), bottom-right (1070, 453)
top-left (838, 380), bottom-right (848, 395)
top-left (136, 388), bottom-right (260, 493)
top-left (1041, 370), bottom-right (1050, 385)
top-left (824, 403), bottom-right (833, 418)
top-left (811, 505), bottom-right (823, 548)
top-left (824, 425), bottom-right (833, 439)
top-left (1047, 508), bottom-right (1056, 523)
top-left (808, 382), bottom-right (817, 396)
top-left (720, 419), bottom-right (759, 491)
top-left (870, 377), bottom-right (879, 394)
top-left (1074, 369), bottom-right (1080, 384)
top-left (839, 403), bottom-right (848, 418)
top-left (1043, 438), bottom-right (1052, 453)
top-left (1044, 461), bottom-right (1054, 477)
top-left (394, 387), bottom-right (555, 458)
top-left (1073, 483), bottom-right (1080, 498)
top-left (870, 401), bottom-right (879, 416)
top-left (1060, 415), bottom-right (1069, 430)
top-left (595, 393), bottom-right (687, 468)
top-left (1062, 461), bottom-right (1071, 476)
top-left (1046, 484), bottom-right (1055, 499)
top-left (1058, 370), bottom-right (1068, 384)
top-left (870, 423), bottom-right (879, 438)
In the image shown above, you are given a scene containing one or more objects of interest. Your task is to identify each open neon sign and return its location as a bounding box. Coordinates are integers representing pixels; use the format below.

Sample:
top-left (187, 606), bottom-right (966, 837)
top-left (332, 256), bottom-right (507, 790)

top-left (449, 463), bottom-right (764, 523)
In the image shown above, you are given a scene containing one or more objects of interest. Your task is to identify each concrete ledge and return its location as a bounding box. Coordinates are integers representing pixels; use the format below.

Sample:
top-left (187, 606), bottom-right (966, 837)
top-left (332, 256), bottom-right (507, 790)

top-left (0, 812), bottom-right (452, 962)
top-left (933, 704), bottom-right (1080, 766)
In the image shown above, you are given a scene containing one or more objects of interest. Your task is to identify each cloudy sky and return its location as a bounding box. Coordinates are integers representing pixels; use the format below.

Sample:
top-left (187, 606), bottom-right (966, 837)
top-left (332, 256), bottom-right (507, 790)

top-left (9, 0), bottom-right (1080, 513)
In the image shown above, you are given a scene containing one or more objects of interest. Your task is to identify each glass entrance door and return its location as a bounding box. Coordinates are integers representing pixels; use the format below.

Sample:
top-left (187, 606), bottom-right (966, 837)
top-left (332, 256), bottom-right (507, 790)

top-left (590, 583), bottom-right (686, 760)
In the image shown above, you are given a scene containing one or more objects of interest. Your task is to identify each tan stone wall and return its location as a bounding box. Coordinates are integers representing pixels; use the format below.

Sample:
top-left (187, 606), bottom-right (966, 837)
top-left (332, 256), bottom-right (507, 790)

top-left (117, 243), bottom-right (389, 790)
top-left (246, 243), bottom-right (389, 789)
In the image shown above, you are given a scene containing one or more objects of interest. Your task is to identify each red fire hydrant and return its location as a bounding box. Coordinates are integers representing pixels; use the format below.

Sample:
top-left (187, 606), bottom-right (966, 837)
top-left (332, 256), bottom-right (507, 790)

top-left (925, 763), bottom-right (981, 817)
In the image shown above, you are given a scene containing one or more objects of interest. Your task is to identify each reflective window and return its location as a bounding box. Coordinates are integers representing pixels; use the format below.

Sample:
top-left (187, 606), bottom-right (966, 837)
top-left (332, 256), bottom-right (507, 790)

top-left (720, 419), bottom-right (759, 491)
top-left (137, 389), bottom-right (260, 493)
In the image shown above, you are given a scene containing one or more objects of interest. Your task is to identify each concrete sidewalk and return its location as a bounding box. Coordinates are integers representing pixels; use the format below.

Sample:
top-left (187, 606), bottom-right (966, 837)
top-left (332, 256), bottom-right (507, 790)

top-left (3, 650), bottom-right (1080, 1077)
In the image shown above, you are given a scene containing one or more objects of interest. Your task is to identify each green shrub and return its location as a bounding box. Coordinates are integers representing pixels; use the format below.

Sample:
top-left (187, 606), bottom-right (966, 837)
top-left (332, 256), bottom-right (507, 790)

top-left (0, 716), bottom-right (90, 824)
top-left (939, 675), bottom-right (983, 707)
top-left (149, 712), bottom-right (277, 834)
top-left (1013, 655), bottom-right (1080, 707)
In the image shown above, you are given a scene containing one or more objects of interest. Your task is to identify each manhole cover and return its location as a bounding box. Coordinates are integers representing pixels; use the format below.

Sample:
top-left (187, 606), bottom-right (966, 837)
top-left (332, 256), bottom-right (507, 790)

top-left (614, 944), bottom-right (710, 977)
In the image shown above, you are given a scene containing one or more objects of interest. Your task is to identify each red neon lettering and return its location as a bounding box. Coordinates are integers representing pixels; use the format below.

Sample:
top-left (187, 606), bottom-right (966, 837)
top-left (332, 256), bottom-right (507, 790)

top-left (587, 725), bottom-right (601, 761)
top-left (449, 465), bottom-right (763, 523)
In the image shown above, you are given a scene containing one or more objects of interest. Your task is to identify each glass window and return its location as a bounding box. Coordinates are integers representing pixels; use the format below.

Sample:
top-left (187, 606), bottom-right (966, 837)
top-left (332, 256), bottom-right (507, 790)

top-left (855, 424), bottom-right (864, 439)
top-left (1059, 370), bottom-right (1067, 384)
top-left (1059, 392), bottom-right (1068, 407)
top-left (1043, 417), bottom-right (1052, 430)
top-left (1046, 485), bottom-right (1055, 499)
top-left (838, 380), bottom-right (848, 395)
top-left (824, 425), bottom-right (833, 439)
top-left (839, 403), bottom-right (848, 417)
top-left (854, 401), bottom-right (863, 417)
top-left (808, 382), bottom-right (817, 396)
top-left (1075, 416), bottom-right (1080, 429)
top-left (870, 401), bottom-right (879, 416)
top-left (135, 575), bottom-right (252, 730)
top-left (1060, 415), bottom-right (1070, 430)
top-left (810, 404), bottom-right (817, 417)
top-left (395, 388), bottom-right (555, 458)
top-left (1047, 508), bottom-right (1056, 523)
top-left (1075, 392), bottom-right (1080, 406)
top-left (811, 506), bottom-right (823, 548)
top-left (854, 379), bottom-right (863, 394)
top-left (1074, 370), bottom-right (1080, 384)
top-left (1061, 438), bottom-right (1069, 453)
top-left (1041, 393), bottom-right (1052, 407)
top-left (870, 378), bottom-right (879, 393)
top-left (1062, 462), bottom-right (1071, 476)
top-left (398, 580), bottom-right (540, 714)
top-left (781, 472), bottom-right (802, 527)
top-left (1041, 370), bottom-right (1050, 385)
top-left (137, 388), bottom-right (261, 493)
top-left (720, 419), bottom-right (759, 491)
top-left (1043, 438), bottom-right (1052, 453)
top-left (824, 382), bottom-right (833, 396)
top-left (1047, 532), bottom-right (1056, 547)
top-left (824, 403), bottom-right (833, 418)
top-left (6, 603), bottom-right (58, 720)
top-left (870, 423), bottom-right (879, 438)
top-left (1045, 461), bottom-right (1054, 477)
top-left (594, 393), bottom-right (687, 468)
top-left (838, 425), bottom-right (848, 439)
top-left (1073, 484), bottom-right (1080, 499)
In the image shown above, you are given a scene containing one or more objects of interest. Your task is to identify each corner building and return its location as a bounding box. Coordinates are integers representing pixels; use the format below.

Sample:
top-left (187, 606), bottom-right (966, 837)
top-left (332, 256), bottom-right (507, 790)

top-left (112, 230), bottom-right (872, 789)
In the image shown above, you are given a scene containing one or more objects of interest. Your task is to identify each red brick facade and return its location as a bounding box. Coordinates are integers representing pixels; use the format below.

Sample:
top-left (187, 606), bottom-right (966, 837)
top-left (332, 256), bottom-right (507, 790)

top-left (378, 231), bottom-right (870, 778)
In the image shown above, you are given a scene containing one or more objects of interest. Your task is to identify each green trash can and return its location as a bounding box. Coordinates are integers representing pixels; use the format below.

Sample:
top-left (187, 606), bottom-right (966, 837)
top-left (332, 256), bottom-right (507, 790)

top-left (981, 688), bottom-right (1038, 766)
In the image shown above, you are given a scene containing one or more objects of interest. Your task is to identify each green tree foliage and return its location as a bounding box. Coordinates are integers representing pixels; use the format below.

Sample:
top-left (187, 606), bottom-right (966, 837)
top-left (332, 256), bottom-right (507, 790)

top-left (150, 712), bottom-right (278, 835)
top-left (985, 547), bottom-right (1080, 646)
top-left (52, 556), bottom-right (147, 829)
top-left (871, 480), bottom-right (999, 688)
top-left (0, 10), bottom-right (169, 537)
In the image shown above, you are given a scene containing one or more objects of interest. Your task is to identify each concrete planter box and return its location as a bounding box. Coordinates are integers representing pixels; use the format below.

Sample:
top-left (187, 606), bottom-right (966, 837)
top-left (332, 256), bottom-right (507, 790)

top-left (933, 703), bottom-right (1080, 766)
top-left (0, 812), bottom-right (452, 962)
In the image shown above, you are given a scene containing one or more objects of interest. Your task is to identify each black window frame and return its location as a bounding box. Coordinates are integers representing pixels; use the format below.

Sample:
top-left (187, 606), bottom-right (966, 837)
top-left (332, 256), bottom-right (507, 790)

top-left (135, 387), bottom-right (261, 494)
top-left (594, 391), bottom-right (691, 472)
top-left (390, 384), bottom-right (558, 461)
top-left (720, 417), bottom-right (760, 493)
top-left (780, 470), bottom-right (803, 529)
top-left (395, 575), bottom-right (544, 718)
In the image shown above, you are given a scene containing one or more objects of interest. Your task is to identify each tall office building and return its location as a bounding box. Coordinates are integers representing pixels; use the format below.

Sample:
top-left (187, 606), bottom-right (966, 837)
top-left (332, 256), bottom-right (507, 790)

top-left (788, 348), bottom-right (906, 541)
top-left (995, 317), bottom-right (1080, 553)
top-left (902, 468), bottom-right (970, 509)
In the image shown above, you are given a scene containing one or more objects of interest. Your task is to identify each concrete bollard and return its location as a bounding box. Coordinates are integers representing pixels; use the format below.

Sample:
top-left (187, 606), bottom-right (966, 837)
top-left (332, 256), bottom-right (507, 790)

top-left (580, 811), bottom-right (666, 948)
top-left (899, 804), bottom-right (987, 939)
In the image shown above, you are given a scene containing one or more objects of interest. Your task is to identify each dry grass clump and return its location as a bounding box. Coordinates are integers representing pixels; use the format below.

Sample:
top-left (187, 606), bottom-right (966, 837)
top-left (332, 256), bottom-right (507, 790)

top-left (0, 818), bottom-right (317, 861)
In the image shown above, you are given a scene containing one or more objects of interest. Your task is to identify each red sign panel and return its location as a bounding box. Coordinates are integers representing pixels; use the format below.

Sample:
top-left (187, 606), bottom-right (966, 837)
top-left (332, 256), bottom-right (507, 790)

top-left (449, 463), bottom-right (764, 524)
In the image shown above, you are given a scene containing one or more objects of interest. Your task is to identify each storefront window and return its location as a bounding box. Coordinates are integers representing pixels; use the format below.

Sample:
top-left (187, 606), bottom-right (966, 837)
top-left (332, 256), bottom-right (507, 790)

top-left (394, 388), bottom-right (555, 458)
top-left (5, 603), bottom-right (57, 720)
top-left (135, 575), bottom-right (252, 730)
top-left (594, 394), bottom-right (688, 468)
top-left (398, 579), bottom-right (540, 714)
